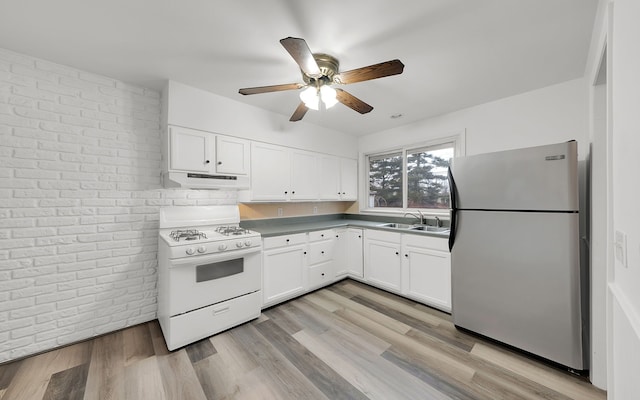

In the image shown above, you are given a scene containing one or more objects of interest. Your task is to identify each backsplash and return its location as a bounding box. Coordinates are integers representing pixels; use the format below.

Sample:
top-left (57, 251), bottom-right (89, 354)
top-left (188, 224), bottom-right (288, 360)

top-left (0, 47), bottom-right (237, 363)
top-left (239, 201), bottom-right (353, 220)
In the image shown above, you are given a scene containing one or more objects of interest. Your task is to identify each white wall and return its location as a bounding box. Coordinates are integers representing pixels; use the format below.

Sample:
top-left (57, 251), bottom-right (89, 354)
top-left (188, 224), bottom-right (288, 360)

top-left (583, 0), bottom-right (609, 389)
top-left (165, 80), bottom-right (358, 159)
top-left (0, 48), bottom-right (238, 362)
top-left (359, 77), bottom-right (589, 159)
top-left (609, 0), bottom-right (640, 397)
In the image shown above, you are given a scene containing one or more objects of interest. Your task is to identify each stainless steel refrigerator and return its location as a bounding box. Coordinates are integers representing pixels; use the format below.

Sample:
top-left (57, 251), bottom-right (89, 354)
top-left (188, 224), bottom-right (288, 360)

top-left (448, 141), bottom-right (587, 370)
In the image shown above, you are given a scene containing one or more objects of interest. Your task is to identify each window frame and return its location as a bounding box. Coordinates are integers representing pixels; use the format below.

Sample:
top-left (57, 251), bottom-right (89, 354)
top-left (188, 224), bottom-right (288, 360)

top-left (361, 131), bottom-right (465, 216)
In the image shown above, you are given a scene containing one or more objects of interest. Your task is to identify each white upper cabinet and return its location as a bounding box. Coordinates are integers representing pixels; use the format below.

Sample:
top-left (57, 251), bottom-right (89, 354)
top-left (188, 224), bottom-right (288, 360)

top-left (318, 155), bottom-right (358, 201)
top-left (250, 142), bottom-right (290, 201)
top-left (245, 142), bottom-right (355, 202)
top-left (216, 135), bottom-right (250, 175)
top-left (170, 126), bottom-right (213, 173)
top-left (340, 157), bottom-right (358, 200)
top-left (168, 126), bottom-right (250, 176)
top-left (290, 149), bottom-right (319, 200)
top-left (318, 155), bottom-right (341, 200)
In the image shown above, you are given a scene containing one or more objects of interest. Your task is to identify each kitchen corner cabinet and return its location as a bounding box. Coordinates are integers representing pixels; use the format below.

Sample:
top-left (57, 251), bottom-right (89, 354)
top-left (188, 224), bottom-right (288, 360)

top-left (364, 229), bottom-right (402, 292)
top-left (335, 228), bottom-right (363, 278)
top-left (401, 234), bottom-right (451, 312)
top-left (169, 126), bottom-right (249, 175)
top-left (262, 233), bottom-right (308, 307)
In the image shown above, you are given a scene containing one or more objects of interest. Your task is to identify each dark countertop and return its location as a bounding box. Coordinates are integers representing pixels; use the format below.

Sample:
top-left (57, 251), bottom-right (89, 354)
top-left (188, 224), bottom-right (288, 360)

top-left (240, 213), bottom-right (450, 239)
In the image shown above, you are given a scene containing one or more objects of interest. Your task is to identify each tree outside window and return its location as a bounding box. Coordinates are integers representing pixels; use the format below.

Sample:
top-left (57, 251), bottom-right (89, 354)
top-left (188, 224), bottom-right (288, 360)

top-left (367, 143), bottom-right (454, 211)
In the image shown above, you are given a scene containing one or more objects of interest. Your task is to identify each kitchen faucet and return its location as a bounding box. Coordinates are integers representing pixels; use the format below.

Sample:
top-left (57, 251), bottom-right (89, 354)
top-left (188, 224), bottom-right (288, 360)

top-left (403, 210), bottom-right (426, 225)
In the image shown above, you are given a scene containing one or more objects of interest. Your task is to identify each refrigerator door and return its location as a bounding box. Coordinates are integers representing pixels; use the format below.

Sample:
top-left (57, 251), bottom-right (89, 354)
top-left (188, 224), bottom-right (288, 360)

top-left (451, 141), bottom-right (578, 211)
top-left (451, 210), bottom-right (585, 369)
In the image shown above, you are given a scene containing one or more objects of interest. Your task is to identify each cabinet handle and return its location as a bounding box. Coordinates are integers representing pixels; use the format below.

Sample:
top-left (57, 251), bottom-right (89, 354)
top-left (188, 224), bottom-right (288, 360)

top-left (321, 251), bottom-right (325, 254)
top-left (217, 161), bottom-right (222, 165)
top-left (284, 191), bottom-right (288, 194)
top-left (358, 235), bottom-right (361, 238)
top-left (303, 251), bottom-right (307, 255)
top-left (342, 192), bottom-right (346, 195)
top-left (286, 239), bottom-right (290, 242)
top-left (395, 251), bottom-right (399, 255)
top-left (405, 254), bottom-right (409, 258)
top-left (336, 235), bottom-right (339, 238)
top-left (320, 234), bottom-right (324, 237)
top-left (292, 191), bottom-right (295, 194)
top-left (321, 273), bottom-right (325, 276)
top-left (205, 160), bottom-right (210, 164)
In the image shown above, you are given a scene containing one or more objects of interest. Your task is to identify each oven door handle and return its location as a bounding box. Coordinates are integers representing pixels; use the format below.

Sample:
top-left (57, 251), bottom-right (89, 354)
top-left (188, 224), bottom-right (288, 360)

top-left (169, 247), bottom-right (261, 267)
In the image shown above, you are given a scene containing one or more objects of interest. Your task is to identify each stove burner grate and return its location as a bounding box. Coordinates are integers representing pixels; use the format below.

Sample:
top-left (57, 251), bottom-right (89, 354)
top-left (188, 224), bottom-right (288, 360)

top-left (215, 226), bottom-right (251, 236)
top-left (169, 229), bottom-right (207, 242)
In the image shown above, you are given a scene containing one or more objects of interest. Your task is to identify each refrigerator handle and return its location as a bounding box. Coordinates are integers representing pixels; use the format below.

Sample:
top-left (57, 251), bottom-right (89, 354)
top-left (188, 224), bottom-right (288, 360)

top-left (448, 167), bottom-right (458, 252)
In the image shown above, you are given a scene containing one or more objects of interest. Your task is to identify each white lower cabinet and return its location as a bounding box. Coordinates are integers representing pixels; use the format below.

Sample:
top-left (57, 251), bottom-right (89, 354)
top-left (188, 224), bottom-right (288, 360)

top-left (335, 228), bottom-right (364, 278)
top-left (401, 234), bottom-right (451, 312)
top-left (306, 229), bottom-right (336, 290)
top-left (262, 233), bottom-right (307, 307)
top-left (364, 230), bottom-right (402, 292)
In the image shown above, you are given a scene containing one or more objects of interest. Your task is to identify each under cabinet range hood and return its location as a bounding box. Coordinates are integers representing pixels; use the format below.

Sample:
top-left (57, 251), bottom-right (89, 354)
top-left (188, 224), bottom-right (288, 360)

top-left (162, 171), bottom-right (250, 190)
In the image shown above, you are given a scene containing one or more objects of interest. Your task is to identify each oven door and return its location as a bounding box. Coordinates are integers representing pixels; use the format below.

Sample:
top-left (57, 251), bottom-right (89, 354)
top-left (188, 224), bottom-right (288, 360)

top-left (167, 247), bottom-right (261, 316)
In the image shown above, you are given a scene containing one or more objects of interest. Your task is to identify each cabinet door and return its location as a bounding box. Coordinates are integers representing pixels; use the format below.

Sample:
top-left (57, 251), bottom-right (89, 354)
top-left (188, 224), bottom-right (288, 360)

top-left (263, 245), bottom-right (306, 306)
top-left (334, 228), bottom-right (348, 277)
top-left (340, 158), bottom-right (358, 200)
top-left (169, 126), bottom-right (213, 173)
top-left (401, 245), bottom-right (451, 311)
top-left (318, 155), bottom-right (341, 200)
top-left (216, 136), bottom-right (249, 175)
top-left (364, 236), bottom-right (402, 292)
top-left (250, 142), bottom-right (289, 201)
top-left (346, 228), bottom-right (364, 277)
top-left (290, 150), bottom-right (318, 200)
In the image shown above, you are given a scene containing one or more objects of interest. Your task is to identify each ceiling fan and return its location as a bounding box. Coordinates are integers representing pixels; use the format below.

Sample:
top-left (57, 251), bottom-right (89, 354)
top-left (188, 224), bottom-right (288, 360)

top-left (238, 37), bottom-right (404, 122)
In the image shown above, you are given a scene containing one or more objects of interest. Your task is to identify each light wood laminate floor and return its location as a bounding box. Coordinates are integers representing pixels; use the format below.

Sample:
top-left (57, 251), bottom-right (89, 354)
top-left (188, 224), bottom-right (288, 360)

top-left (0, 280), bottom-right (606, 400)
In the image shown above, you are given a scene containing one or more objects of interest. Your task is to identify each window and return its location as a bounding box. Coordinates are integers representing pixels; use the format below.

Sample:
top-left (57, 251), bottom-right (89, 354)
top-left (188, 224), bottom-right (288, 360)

top-left (366, 138), bottom-right (458, 212)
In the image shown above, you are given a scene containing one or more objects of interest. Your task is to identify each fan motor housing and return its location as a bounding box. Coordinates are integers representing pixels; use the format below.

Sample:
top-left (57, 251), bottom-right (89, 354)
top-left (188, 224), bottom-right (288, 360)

top-left (302, 53), bottom-right (339, 85)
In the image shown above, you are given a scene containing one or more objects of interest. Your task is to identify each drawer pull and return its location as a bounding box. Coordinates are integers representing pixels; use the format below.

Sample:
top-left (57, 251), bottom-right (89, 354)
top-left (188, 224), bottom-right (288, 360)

top-left (212, 306), bottom-right (230, 316)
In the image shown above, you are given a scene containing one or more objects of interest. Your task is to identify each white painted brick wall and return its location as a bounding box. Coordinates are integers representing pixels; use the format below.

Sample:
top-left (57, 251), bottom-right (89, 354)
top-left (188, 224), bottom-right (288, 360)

top-left (0, 48), bottom-right (238, 363)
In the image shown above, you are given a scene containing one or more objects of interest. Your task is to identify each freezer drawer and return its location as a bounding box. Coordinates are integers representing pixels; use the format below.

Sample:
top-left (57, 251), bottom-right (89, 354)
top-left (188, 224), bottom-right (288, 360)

top-left (451, 210), bottom-right (585, 369)
top-left (451, 141), bottom-right (578, 211)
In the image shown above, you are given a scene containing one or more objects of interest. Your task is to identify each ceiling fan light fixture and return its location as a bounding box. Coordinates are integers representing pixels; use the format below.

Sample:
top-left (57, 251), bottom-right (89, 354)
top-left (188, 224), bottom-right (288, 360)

top-left (320, 85), bottom-right (338, 109)
top-left (299, 86), bottom-right (320, 110)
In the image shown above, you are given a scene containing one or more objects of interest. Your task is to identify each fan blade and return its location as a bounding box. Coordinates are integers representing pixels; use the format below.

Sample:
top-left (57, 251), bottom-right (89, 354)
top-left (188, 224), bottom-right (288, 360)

top-left (280, 37), bottom-right (322, 78)
top-left (290, 102), bottom-right (308, 122)
top-left (335, 89), bottom-right (373, 114)
top-left (335, 59), bottom-right (404, 84)
top-left (239, 83), bottom-right (304, 95)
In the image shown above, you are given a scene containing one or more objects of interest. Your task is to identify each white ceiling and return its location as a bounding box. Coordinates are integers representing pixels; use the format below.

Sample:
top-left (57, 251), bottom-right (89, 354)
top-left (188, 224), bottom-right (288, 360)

top-left (0, 0), bottom-right (598, 136)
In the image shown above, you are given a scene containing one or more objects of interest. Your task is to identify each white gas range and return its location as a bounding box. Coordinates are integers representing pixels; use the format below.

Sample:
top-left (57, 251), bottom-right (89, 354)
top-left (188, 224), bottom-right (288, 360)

top-left (157, 205), bottom-right (262, 350)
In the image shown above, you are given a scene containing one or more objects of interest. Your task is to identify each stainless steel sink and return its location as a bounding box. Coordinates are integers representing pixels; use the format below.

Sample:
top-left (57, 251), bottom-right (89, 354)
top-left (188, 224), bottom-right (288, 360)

top-left (378, 223), bottom-right (414, 229)
top-left (378, 222), bottom-right (449, 233)
top-left (409, 225), bottom-right (450, 233)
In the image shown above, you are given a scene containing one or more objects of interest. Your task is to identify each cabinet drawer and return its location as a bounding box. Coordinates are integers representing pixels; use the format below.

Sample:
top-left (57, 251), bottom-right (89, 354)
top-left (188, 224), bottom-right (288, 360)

top-left (402, 233), bottom-right (449, 251)
top-left (263, 233), bottom-right (307, 249)
top-left (164, 291), bottom-right (260, 350)
top-left (308, 263), bottom-right (334, 289)
top-left (308, 240), bottom-right (334, 265)
top-left (308, 229), bottom-right (334, 242)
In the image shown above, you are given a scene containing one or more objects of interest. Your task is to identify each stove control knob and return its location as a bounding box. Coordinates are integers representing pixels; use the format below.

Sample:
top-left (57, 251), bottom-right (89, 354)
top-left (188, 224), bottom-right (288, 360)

top-left (244, 239), bottom-right (252, 247)
top-left (197, 246), bottom-right (206, 253)
top-left (236, 241), bottom-right (244, 248)
top-left (185, 248), bottom-right (195, 255)
top-left (218, 244), bottom-right (227, 251)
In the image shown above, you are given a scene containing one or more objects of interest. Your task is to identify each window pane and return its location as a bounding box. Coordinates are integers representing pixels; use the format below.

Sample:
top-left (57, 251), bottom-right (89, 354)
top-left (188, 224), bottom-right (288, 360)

top-left (407, 145), bottom-right (453, 209)
top-left (368, 152), bottom-right (403, 208)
